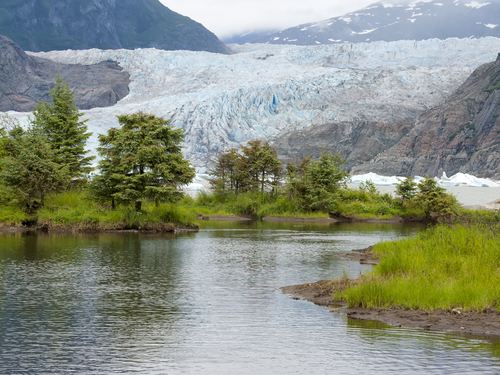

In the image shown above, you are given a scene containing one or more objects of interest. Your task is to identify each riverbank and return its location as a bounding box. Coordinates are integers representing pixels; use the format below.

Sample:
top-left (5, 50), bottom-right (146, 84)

top-left (282, 224), bottom-right (500, 338)
top-left (0, 191), bottom-right (199, 232)
top-left (282, 280), bottom-right (500, 338)
top-left (0, 220), bottom-right (198, 233)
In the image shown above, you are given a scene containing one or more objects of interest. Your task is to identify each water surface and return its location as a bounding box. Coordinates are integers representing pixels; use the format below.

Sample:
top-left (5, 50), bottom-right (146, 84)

top-left (1, 221), bottom-right (499, 374)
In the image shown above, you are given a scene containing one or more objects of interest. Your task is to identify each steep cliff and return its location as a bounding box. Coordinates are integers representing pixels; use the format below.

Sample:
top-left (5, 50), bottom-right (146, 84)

top-left (352, 53), bottom-right (500, 179)
top-left (274, 120), bottom-right (413, 170)
top-left (0, 0), bottom-right (230, 54)
top-left (0, 35), bottom-right (130, 112)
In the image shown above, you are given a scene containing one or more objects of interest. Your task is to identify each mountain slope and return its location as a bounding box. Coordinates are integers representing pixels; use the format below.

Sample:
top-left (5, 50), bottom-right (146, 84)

top-left (274, 120), bottom-right (413, 170)
top-left (0, 0), bottom-right (230, 54)
top-left (352, 53), bottom-right (500, 179)
top-left (255, 0), bottom-right (500, 46)
top-left (0, 35), bottom-right (130, 112)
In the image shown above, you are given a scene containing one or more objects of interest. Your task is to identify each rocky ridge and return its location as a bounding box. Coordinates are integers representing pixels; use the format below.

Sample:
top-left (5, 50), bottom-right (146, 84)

top-left (274, 120), bottom-right (413, 170)
top-left (0, 35), bottom-right (130, 112)
top-left (256, 0), bottom-right (500, 46)
top-left (352, 53), bottom-right (500, 179)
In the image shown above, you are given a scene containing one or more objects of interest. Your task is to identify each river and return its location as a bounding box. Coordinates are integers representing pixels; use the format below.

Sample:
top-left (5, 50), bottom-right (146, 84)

top-left (1, 221), bottom-right (499, 374)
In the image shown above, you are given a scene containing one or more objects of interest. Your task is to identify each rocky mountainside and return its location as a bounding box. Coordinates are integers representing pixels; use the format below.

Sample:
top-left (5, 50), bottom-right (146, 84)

top-left (0, 35), bottom-right (130, 112)
top-left (274, 120), bottom-right (413, 170)
top-left (352, 53), bottom-right (500, 179)
top-left (0, 0), bottom-right (230, 54)
top-left (255, 0), bottom-right (500, 46)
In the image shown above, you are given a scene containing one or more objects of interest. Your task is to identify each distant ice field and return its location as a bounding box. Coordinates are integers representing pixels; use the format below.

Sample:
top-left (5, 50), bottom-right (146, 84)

top-left (5, 37), bottom-right (500, 171)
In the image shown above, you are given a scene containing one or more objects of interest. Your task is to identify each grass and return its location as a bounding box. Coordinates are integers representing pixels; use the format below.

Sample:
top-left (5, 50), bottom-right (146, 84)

top-left (335, 224), bottom-right (500, 311)
top-left (185, 190), bottom-right (330, 220)
top-left (0, 190), bottom-right (197, 230)
top-left (185, 187), bottom-right (426, 221)
top-left (0, 185), bottom-right (497, 228)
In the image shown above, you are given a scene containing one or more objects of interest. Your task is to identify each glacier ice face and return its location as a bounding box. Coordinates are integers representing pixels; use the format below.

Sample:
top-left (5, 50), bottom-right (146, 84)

top-left (7, 37), bottom-right (500, 172)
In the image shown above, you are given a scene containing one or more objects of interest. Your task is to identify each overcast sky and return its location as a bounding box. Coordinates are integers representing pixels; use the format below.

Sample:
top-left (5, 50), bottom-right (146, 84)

top-left (160, 0), bottom-right (378, 39)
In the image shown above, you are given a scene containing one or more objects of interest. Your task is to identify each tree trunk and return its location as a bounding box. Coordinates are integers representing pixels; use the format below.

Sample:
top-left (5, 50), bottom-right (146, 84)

top-left (135, 201), bottom-right (142, 211)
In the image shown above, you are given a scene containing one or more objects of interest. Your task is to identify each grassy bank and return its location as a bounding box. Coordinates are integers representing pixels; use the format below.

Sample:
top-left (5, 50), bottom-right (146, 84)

top-left (183, 188), bottom-right (499, 222)
top-left (336, 224), bottom-right (500, 311)
top-left (1, 187), bottom-right (498, 229)
top-left (184, 188), bottom-right (426, 220)
top-left (0, 191), bottom-right (198, 230)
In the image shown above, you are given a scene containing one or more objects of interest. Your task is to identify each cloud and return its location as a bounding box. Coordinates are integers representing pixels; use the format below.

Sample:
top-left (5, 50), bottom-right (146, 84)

top-left (160, 0), bottom-right (378, 38)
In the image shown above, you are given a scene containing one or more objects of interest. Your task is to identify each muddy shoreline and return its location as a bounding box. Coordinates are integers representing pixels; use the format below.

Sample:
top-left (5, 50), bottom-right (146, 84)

top-left (281, 247), bottom-right (500, 339)
top-left (0, 222), bottom-right (199, 234)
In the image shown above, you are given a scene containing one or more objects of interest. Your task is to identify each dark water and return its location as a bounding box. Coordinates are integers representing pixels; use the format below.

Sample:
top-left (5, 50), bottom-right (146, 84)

top-left (1, 221), bottom-right (499, 374)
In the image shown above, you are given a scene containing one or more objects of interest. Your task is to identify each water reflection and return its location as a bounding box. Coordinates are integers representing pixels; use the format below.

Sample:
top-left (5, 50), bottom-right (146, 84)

top-left (1, 222), bottom-right (499, 374)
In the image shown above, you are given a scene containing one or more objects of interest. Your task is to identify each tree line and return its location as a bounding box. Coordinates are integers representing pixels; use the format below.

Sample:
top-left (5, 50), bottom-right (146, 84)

top-left (0, 75), bottom-right (194, 212)
top-left (210, 142), bottom-right (459, 219)
top-left (210, 142), bottom-right (350, 213)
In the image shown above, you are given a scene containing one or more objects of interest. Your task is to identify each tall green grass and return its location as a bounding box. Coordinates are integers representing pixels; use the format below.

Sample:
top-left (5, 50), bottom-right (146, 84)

top-left (190, 191), bottom-right (330, 219)
top-left (337, 224), bottom-right (500, 311)
top-left (35, 191), bottom-right (197, 229)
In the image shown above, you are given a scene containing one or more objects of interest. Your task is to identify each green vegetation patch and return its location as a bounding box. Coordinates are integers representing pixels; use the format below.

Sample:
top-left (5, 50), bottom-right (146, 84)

top-left (336, 224), bottom-right (500, 311)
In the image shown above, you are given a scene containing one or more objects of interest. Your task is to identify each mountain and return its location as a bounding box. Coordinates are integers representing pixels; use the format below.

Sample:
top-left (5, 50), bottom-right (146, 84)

top-left (223, 30), bottom-right (278, 45)
top-left (351, 53), bottom-right (500, 179)
top-left (13, 37), bottom-right (498, 172)
top-left (0, 0), bottom-right (230, 54)
top-left (255, 0), bottom-right (500, 46)
top-left (0, 35), bottom-right (130, 112)
top-left (274, 120), bottom-right (413, 170)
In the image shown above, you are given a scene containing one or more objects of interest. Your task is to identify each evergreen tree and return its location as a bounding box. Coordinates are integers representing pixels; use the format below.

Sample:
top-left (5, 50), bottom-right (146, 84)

top-left (395, 176), bottom-right (418, 203)
top-left (241, 140), bottom-right (283, 193)
top-left (0, 114), bottom-right (20, 165)
top-left (31, 74), bottom-right (94, 177)
top-left (209, 140), bottom-right (283, 195)
top-left (94, 112), bottom-right (195, 211)
top-left (209, 148), bottom-right (239, 193)
top-left (0, 127), bottom-right (68, 208)
top-left (416, 174), bottom-right (458, 219)
top-left (287, 149), bottom-right (348, 212)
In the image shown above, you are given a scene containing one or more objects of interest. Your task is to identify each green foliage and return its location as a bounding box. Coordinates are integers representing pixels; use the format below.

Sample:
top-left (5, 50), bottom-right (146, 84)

top-left (36, 190), bottom-right (196, 229)
top-left (209, 140), bottom-right (283, 194)
top-left (0, 127), bottom-right (68, 208)
top-left (395, 177), bottom-right (418, 202)
top-left (337, 224), bottom-right (500, 311)
top-left (31, 74), bottom-right (94, 177)
top-left (0, 114), bottom-right (20, 167)
top-left (92, 112), bottom-right (195, 211)
top-left (288, 149), bottom-right (349, 212)
top-left (334, 187), bottom-right (405, 218)
top-left (416, 175), bottom-right (459, 220)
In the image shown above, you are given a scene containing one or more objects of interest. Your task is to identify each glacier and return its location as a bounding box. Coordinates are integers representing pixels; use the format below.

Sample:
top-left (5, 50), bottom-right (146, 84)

top-left (5, 37), bottom-right (500, 172)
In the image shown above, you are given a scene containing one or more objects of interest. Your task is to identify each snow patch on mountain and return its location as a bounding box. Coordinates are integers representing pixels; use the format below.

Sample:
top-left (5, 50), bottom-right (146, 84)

top-left (5, 37), bottom-right (500, 172)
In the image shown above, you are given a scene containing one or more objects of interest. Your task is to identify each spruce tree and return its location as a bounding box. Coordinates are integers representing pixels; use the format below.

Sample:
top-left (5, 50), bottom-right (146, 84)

top-left (395, 176), bottom-right (417, 203)
top-left (1, 127), bottom-right (68, 208)
top-left (94, 112), bottom-right (195, 211)
top-left (31, 74), bottom-right (94, 177)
